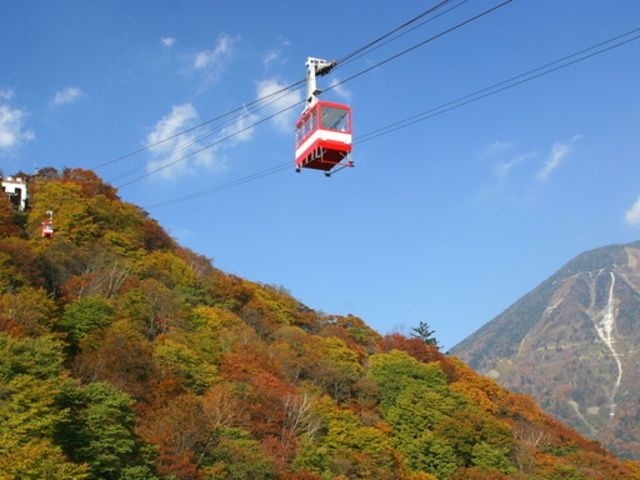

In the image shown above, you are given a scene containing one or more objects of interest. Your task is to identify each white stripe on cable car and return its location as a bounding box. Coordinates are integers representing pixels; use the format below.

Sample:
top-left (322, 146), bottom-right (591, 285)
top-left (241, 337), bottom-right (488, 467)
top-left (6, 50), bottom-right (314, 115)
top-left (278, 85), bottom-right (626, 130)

top-left (295, 130), bottom-right (351, 159)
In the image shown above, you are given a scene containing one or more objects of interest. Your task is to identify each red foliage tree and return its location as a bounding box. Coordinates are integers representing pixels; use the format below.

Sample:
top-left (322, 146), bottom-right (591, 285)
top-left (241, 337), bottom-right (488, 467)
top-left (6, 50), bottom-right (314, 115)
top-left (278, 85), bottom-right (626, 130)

top-left (139, 394), bottom-right (207, 479)
top-left (61, 168), bottom-right (119, 200)
top-left (72, 321), bottom-right (157, 402)
top-left (0, 198), bottom-right (23, 238)
top-left (380, 333), bottom-right (444, 363)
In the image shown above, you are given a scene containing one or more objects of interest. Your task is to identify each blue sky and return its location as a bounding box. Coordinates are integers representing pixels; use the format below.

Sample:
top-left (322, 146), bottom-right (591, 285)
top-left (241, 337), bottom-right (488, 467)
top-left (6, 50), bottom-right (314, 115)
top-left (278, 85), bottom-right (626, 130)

top-left (2, 0), bottom-right (639, 350)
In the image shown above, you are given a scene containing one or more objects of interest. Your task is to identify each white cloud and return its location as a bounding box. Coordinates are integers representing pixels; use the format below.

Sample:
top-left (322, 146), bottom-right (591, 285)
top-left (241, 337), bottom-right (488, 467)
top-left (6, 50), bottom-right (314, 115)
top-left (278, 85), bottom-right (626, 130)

top-left (146, 104), bottom-right (211, 179)
top-left (0, 104), bottom-right (35, 151)
top-left (193, 34), bottom-right (237, 77)
top-left (478, 140), bottom-right (538, 197)
top-left (536, 134), bottom-right (581, 181)
top-left (492, 151), bottom-right (535, 179)
top-left (52, 87), bottom-right (83, 106)
top-left (145, 102), bottom-right (258, 179)
top-left (161, 36), bottom-right (175, 47)
top-left (147, 104), bottom-right (198, 147)
top-left (624, 196), bottom-right (640, 226)
top-left (481, 140), bottom-right (529, 179)
top-left (220, 108), bottom-right (259, 144)
top-left (255, 79), bottom-right (303, 133)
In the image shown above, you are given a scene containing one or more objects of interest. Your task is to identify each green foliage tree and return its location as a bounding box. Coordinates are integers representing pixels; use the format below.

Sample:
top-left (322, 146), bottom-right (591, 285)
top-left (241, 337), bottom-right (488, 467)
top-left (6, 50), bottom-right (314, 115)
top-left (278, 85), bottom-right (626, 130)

top-left (0, 376), bottom-right (87, 478)
top-left (0, 436), bottom-right (88, 480)
top-left (369, 351), bottom-right (460, 476)
top-left (137, 250), bottom-right (204, 306)
top-left (470, 442), bottom-right (513, 473)
top-left (0, 334), bottom-right (86, 479)
top-left (0, 333), bottom-right (65, 380)
top-left (385, 382), bottom-right (457, 439)
top-left (293, 399), bottom-right (398, 479)
top-left (368, 350), bottom-right (516, 478)
top-left (0, 375), bottom-right (68, 444)
top-left (315, 336), bottom-right (364, 401)
top-left (435, 409), bottom-right (514, 473)
top-left (406, 432), bottom-right (459, 479)
top-left (368, 350), bottom-right (449, 409)
top-left (117, 278), bottom-right (184, 340)
top-left (154, 336), bottom-right (218, 394)
top-left (56, 381), bottom-right (158, 480)
top-left (202, 427), bottom-right (277, 480)
top-left (60, 296), bottom-right (114, 349)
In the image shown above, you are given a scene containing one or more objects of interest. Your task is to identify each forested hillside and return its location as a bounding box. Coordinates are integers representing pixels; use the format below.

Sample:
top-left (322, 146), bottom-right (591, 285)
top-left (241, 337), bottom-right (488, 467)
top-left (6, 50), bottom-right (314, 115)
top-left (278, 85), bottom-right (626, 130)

top-left (1, 168), bottom-right (639, 479)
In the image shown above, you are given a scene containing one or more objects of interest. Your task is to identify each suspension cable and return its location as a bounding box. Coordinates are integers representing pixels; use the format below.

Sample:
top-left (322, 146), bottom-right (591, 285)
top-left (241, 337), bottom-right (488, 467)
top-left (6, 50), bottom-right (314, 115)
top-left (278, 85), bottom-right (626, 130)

top-left (119, 0), bottom-right (513, 188)
top-left (141, 27), bottom-right (640, 210)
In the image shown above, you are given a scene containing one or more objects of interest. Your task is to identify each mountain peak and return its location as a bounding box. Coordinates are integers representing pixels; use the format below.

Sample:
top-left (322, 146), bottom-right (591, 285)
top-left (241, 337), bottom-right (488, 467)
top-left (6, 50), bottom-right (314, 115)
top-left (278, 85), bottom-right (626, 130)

top-left (452, 240), bottom-right (640, 458)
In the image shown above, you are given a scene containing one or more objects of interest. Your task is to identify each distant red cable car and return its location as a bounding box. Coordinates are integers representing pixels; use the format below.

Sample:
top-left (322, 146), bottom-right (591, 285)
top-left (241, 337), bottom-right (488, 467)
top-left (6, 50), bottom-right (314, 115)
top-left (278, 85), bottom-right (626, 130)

top-left (295, 57), bottom-right (353, 177)
top-left (41, 210), bottom-right (54, 239)
top-left (41, 221), bottom-right (54, 239)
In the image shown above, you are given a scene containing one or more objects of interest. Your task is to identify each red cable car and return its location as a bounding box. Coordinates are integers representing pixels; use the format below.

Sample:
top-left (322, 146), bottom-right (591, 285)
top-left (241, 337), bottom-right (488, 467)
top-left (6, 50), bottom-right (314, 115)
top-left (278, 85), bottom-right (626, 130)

top-left (41, 221), bottom-right (54, 239)
top-left (295, 100), bottom-right (352, 174)
top-left (41, 210), bottom-right (54, 239)
top-left (295, 57), bottom-right (353, 176)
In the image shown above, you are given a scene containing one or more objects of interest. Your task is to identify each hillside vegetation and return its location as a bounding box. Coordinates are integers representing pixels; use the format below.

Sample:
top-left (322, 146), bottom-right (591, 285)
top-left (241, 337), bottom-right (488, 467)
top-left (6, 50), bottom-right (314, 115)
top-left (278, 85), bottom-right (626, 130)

top-left (1, 168), bottom-right (639, 479)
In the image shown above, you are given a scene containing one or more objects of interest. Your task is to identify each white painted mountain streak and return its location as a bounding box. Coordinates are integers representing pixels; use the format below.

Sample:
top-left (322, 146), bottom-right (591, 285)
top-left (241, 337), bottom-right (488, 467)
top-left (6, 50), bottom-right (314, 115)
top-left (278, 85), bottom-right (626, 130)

top-left (592, 272), bottom-right (623, 418)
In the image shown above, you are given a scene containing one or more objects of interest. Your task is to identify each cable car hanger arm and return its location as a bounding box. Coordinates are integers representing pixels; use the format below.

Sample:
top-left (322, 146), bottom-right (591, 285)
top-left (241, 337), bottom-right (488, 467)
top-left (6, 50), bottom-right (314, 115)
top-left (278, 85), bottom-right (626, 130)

top-left (305, 57), bottom-right (338, 107)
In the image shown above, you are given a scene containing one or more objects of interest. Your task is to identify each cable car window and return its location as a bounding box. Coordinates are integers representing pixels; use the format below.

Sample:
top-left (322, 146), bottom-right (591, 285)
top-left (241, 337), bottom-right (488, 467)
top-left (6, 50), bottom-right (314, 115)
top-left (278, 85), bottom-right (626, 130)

top-left (321, 105), bottom-right (349, 131)
top-left (295, 108), bottom-right (319, 145)
top-left (308, 108), bottom-right (318, 135)
top-left (295, 123), bottom-right (303, 145)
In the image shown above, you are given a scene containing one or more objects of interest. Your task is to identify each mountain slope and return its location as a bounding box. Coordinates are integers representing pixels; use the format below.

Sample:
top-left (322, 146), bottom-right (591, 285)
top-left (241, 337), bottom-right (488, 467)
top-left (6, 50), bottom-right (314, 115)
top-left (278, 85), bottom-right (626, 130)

top-left (2, 168), bottom-right (640, 479)
top-left (452, 240), bottom-right (640, 459)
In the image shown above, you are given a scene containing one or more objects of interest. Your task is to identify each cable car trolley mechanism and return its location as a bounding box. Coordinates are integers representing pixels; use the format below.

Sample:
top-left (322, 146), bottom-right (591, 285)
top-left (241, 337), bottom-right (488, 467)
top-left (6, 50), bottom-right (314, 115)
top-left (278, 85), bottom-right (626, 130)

top-left (295, 57), bottom-right (353, 177)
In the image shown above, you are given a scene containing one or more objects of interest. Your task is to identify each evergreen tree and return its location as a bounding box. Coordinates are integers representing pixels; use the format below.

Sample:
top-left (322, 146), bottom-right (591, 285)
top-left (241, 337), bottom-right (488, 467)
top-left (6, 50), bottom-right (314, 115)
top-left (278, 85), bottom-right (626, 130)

top-left (411, 321), bottom-right (439, 347)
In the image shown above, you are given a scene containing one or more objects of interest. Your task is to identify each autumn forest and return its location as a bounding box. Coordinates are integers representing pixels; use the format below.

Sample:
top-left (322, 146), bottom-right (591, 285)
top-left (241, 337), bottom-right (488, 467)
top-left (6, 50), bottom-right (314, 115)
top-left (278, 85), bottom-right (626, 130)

top-left (1, 168), bottom-right (639, 479)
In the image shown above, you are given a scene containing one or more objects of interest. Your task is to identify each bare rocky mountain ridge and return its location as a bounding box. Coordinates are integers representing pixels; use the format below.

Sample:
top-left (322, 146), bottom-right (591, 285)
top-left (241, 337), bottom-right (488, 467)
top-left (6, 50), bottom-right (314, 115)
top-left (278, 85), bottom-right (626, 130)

top-left (451, 240), bottom-right (640, 459)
